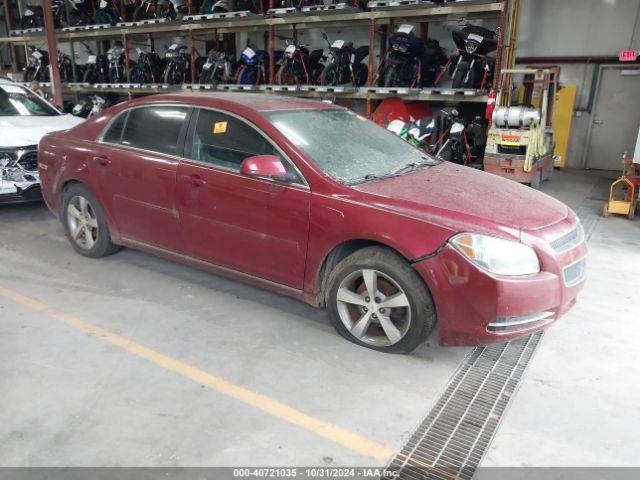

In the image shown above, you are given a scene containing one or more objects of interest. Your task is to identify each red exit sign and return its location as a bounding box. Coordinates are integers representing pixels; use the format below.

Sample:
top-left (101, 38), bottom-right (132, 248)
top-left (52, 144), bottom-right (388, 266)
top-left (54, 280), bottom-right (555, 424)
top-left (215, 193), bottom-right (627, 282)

top-left (619, 50), bottom-right (639, 62)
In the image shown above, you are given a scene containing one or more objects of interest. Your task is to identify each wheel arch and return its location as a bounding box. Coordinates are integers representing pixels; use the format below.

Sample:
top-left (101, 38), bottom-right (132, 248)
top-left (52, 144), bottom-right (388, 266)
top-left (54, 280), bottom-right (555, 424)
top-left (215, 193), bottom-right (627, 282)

top-left (58, 178), bottom-right (122, 243)
top-left (315, 238), bottom-right (416, 307)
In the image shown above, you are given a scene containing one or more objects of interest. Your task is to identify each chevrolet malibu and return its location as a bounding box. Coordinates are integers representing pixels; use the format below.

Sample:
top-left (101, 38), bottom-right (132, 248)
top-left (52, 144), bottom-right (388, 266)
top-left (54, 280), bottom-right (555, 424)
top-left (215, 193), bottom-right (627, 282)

top-left (38, 93), bottom-right (587, 353)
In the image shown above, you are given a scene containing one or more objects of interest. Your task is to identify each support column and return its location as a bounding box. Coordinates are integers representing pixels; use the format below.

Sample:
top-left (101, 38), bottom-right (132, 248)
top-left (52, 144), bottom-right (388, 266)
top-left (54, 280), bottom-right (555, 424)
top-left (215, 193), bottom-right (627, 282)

top-left (42, 0), bottom-right (63, 106)
top-left (189, 29), bottom-right (196, 84)
top-left (366, 17), bottom-right (376, 117)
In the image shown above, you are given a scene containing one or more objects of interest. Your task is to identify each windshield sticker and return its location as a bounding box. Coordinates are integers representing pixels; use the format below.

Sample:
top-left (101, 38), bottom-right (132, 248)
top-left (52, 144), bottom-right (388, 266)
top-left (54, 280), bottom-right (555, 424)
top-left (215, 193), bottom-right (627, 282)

top-left (398, 24), bottom-right (414, 34)
top-left (213, 121), bottom-right (228, 134)
top-left (468, 33), bottom-right (484, 43)
top-left (331, 39), bottom-right (345, 49)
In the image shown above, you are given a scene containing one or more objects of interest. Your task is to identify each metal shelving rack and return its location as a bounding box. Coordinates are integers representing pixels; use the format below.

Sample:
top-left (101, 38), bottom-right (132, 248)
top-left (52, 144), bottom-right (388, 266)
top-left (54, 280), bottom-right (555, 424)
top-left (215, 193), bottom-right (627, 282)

top-left (1, 0), bottom-right (508, 114)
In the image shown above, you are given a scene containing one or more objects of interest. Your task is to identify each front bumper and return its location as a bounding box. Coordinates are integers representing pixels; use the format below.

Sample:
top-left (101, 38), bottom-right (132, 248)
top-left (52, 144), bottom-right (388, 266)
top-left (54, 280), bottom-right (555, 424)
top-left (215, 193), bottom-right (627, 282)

top-left (414, 234), bottom-right (587, 346)
top-left (0, 184), bottom-right (43, 204)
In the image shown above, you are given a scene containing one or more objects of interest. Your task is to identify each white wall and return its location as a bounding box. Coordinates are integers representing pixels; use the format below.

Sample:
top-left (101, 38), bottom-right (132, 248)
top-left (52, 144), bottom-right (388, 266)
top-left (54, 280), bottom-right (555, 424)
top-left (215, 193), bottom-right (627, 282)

top-left (517, 0), bottom-right (640, 57)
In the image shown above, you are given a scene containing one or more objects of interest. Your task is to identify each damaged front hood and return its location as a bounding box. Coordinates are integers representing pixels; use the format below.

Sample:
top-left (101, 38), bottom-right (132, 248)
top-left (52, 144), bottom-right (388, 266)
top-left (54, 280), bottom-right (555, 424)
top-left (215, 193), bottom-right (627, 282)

top-left (0, 114), bottom-right (83, 147)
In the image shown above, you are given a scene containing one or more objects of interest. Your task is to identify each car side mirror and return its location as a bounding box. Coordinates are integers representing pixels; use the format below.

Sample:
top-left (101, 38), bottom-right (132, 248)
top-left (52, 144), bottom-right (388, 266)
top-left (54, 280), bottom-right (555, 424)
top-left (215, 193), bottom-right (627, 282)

top-left (240, 155), bottom-right (289, 180)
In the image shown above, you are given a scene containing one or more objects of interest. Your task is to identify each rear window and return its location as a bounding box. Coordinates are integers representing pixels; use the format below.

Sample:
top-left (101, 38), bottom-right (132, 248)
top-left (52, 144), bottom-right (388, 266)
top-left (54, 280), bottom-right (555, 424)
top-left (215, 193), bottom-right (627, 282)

top-left (102, 112), bottom-right (127, 143)
top-left (120, 106), bottom-right (189, 156)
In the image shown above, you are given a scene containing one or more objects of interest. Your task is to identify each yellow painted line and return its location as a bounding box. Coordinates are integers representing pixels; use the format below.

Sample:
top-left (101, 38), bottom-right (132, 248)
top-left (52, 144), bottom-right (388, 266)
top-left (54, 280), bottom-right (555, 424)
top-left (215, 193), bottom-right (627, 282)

top-left (0, 285), bottom-right (395, 461)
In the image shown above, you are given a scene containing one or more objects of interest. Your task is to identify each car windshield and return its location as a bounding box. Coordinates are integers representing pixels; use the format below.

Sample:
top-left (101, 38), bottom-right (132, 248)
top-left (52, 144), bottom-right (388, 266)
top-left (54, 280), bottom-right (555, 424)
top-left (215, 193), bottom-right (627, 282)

top-left (0, 84), bottom-right (59, 116)
top-left (264, 108), bottom-right (439, 184)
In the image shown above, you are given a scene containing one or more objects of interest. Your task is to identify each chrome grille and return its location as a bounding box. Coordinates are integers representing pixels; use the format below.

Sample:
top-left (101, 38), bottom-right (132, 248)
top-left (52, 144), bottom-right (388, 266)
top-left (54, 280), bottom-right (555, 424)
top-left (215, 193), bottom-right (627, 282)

top-left (563, 257), bottom-right (587, 287)
top-left (550, 223), bottom-right (584, 253)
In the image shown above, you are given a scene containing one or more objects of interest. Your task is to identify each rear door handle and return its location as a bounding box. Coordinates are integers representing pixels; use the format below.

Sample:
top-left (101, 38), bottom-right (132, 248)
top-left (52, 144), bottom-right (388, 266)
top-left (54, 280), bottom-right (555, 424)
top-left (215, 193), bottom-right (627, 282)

top-left (187, 174), bottom-right (206, 187)
top-left (93, 155), bottom-right (111, 166)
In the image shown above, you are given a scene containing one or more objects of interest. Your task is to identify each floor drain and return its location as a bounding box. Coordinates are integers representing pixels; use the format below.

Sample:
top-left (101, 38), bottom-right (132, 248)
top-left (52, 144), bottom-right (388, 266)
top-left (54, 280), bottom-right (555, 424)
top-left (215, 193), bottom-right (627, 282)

top-left (385, 332), bottom-right (543, 480)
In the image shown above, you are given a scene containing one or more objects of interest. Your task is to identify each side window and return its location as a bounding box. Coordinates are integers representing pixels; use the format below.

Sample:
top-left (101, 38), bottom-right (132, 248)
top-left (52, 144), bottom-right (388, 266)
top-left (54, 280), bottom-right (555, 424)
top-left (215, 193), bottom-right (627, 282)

top-left (121, 106), bottom-right (189, 156)
top-left (102, 111), bottom-right (127, 144)
top-left (189, 109), bottom-right (283, 171)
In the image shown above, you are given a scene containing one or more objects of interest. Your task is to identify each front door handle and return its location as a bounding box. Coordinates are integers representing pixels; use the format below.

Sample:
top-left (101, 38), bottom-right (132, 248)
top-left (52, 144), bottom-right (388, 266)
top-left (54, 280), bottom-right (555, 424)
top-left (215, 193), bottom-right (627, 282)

top-left (92, 155), bottom-right (110, 166)
top-left (187, 174), bottom-right (206, 187)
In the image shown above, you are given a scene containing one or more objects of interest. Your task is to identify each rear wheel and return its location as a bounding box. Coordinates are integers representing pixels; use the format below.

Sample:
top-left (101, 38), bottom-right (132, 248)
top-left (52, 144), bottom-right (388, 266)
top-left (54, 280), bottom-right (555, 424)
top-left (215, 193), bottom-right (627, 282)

top-left (62, 184), bottom-right (120, 258)
top-left (326, 247), bottom-right (435, 354)
top-left (319, 63), bottom-right (339, 86)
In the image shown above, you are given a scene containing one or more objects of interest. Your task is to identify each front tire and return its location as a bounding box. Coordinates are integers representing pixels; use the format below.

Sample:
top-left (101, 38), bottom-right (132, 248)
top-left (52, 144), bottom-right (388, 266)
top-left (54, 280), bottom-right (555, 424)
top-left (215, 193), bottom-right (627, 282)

top-left (326, 246), bottom-right (435, 354)
top-left (62, 184), bottom-right (120, 258)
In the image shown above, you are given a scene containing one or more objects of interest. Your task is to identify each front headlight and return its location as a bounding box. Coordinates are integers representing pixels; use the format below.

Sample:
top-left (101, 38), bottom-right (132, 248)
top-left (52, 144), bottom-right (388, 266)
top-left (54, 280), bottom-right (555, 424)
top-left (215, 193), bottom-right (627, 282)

top-left (451, 233), bottom-right (540, 276)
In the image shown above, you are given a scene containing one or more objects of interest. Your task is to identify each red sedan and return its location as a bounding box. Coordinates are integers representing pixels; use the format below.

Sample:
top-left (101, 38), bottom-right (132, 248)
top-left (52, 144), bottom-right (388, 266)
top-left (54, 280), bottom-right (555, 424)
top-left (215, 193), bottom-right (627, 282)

top-left (38, 93), bottom-right (587, 354)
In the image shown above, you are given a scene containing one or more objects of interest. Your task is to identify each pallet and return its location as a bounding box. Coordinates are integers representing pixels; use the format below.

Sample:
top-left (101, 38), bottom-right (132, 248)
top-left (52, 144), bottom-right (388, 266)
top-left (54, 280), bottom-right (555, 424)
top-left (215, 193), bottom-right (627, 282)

top-left (216, 84), bottom-right (262, 91)
top-left (422, 87), bottom-right (486, 96)
top-left (263, 84), bottom-right (300, 92)
top-left (183, 11), bottom-right (262, 22)
top-left (182, 83), bottom-right (217, 90)
top-left (9, 27), bottom-right (43, 36)
top-left (116, 18), bottom-right (168, 28)
top-left (301, 3), bottom-right (361, 14)
top-left (267, 7), bottom-right (306, 17)
top-left (61, 23), bottom-right (112, 32)
top-left (361, 86), bottom-right (420, 95)
top-left (300, 85), bottom-right (358, 93)
top-left (367, 0), bottom-right (435, 11)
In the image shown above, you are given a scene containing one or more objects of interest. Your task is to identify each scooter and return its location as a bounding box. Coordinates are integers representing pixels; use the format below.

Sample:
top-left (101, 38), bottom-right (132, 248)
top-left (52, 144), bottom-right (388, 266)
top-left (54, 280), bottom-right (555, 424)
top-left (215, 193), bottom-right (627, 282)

top-left (436, 24), bottom-right (497, 90)
top-left (318, 32), bottom-right (368, 87)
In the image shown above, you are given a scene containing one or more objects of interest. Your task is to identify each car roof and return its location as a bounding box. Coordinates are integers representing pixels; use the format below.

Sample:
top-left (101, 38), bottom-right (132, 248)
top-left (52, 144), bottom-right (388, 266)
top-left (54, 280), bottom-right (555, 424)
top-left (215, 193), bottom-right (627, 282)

top-left (132, 92), bottom-right (341, 113)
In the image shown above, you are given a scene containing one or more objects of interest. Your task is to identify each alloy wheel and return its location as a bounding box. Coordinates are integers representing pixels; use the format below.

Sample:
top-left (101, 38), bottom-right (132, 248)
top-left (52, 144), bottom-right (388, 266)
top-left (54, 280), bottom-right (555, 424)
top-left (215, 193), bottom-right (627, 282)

top-left (335, 269), bottom-right (412, 347)
top-left (66, 195), bottom-right (99, 251)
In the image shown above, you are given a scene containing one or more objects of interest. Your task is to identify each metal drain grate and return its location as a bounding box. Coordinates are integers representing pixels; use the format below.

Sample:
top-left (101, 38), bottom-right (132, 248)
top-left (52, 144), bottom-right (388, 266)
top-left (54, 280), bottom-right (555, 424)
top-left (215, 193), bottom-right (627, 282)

top-left (385, 332), bottom-right (543, 480)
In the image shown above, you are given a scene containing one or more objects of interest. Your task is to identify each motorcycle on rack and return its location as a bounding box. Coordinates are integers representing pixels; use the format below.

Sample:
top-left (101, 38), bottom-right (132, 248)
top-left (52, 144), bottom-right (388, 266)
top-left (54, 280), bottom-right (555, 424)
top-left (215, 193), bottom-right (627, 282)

top-left (83, 51), bottom-right (109, 83)
top-left (276, 42), bottom-right (324, 85)
top-left (107, 41), bottom-right (129, 83)
top-left (129, 48), bottom-right (166, 83)
top-left (52, 0), bottom-right (93, 28)
top-left (162, 43), bottom-right (194, 84)
top-left (23, 47), bottom-right (49, 82)
top-left (94, 0), bottom-right (127, 25)
top-left (20, 5), bottom-right (45, 29)
top-left (200, 0), bottom-right (268, 14)
top-left (376, 24), bottom-right (424, 88)
top-left (236, 46), bottom-right (269, 85)
top-left (133, 0), bottom-right (186, 21)
top-left (57, 50), bottom-right (76, 82)
top-left (199, 50), bottom-right (235, 85)
top-left (435, 109), bottom-right (487, 166)
top-left (318, 32), bottom-right (368, 87)
top-left (438, 24), bottom-right (497, 90)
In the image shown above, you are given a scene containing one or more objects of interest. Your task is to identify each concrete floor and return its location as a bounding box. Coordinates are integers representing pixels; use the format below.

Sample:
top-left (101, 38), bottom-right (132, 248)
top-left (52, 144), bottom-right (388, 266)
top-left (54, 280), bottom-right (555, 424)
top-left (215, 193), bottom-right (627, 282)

top-left (485, 170), bottom-right (640, 467)
top-left (0, 169), bottom-right (637, 467)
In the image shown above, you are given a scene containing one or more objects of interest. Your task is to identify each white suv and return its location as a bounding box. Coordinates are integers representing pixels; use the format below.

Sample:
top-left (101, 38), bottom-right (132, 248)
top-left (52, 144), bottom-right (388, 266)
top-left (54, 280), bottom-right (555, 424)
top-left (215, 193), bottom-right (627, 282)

top-left (0, 78), bottom-right (83, 204)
